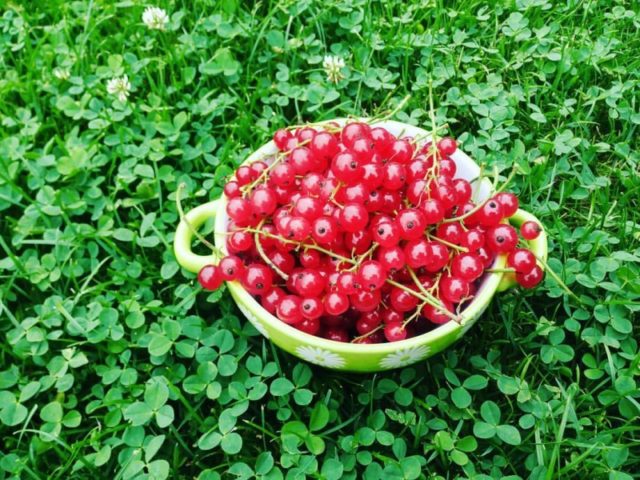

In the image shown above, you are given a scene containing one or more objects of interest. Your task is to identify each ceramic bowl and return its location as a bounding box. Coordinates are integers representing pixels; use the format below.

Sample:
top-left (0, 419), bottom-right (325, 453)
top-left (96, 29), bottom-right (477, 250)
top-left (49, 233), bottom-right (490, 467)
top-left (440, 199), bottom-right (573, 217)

top-left (174, 119), bottom-right (547, 372)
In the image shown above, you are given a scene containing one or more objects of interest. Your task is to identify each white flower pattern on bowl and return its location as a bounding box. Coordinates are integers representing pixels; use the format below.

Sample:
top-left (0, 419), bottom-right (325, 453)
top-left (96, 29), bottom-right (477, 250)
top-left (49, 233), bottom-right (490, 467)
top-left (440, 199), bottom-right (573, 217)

top-left (379, 345), bottom-right (431, 369)
top-left (296, 346), bottom-right (346, 369)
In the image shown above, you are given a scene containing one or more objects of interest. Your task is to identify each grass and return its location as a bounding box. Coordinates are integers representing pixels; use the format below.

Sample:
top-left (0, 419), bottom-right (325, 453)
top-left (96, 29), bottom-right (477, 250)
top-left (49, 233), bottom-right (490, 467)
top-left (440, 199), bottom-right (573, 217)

top-left (1, 0), bottom-right (639, 479)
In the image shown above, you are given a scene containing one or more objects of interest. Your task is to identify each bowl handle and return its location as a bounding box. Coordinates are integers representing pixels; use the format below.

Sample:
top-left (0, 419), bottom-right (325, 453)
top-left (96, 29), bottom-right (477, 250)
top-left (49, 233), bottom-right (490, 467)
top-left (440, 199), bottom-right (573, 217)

top-left (174, 199), bottom-right (221, 274)
top-left (496, 208), bottom-right (548, 291)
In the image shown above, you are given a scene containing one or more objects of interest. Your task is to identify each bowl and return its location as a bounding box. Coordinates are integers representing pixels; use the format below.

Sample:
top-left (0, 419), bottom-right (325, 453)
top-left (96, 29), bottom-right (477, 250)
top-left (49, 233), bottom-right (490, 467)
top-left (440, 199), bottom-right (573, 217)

top-left (174, 119), bottom-right (547, 372)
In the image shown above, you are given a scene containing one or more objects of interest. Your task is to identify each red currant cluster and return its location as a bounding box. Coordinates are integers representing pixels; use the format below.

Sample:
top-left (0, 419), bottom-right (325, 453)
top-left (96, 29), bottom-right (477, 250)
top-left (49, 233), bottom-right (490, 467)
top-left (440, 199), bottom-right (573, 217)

top-left (197, 122), bottom-right (544, 344)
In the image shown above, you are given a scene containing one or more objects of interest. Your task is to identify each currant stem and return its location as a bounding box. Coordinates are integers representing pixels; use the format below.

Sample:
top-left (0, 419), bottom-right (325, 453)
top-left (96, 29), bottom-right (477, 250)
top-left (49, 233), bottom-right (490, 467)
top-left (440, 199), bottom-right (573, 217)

top-left (385, 278), bottom-right (460, 324)
top-left (351, 324), bottom-right (384, 343)
top-left (254, 220), bottom-right (289, 281)
top-left (427, 234), bottom-right (469, 252)
top-left (534, 254), bottom-right (581, 303)
top-left (486, 268), bottom-right (516, 273)
top-left (442, 165), bottom-right (518, 224)
top-left (370, 94), bottom-right (412, 123)
top-left (242, 228), bottom-right (354, 265)
top-left (176, 183), bottom-right (223, 258)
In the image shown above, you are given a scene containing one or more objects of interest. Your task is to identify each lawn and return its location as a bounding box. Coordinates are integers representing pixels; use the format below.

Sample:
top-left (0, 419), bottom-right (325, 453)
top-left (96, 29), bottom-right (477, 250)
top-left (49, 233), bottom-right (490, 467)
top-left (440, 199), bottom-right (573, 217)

top-left (1, 0), bottom-right (639, 478)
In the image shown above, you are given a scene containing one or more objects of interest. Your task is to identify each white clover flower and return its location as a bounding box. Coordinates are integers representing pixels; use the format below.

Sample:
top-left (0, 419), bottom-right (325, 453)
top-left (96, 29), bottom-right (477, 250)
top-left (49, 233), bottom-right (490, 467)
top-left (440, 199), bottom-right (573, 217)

top-left (322, 55), bottom-right (346, 84)
top-left (296, 346), bottom-right (346, 369)
top-left (53, 68), bottom-right (70, 81)
top-left (142, 6), bottom-right (169, 30)
top-left (379, 345), bottom-right (431, 369)
top-left (106, 75), bottom-right (131, 102)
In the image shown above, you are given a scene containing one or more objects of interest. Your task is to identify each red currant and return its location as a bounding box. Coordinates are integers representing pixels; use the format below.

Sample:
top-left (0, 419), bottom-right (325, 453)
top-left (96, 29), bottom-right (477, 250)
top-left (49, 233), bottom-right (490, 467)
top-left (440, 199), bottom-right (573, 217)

top-left (324, 292), bottom-right (349, 316)
top-left (486, 224), bottom-right (519, 253)
top-left (276, 295), bottom-right (303, 324)
top-left (507, 248), bottom-right (537, 273)
top-left (437, 137), bottom-right (457, 156)
top-left (521, 221), bottom-right (542, 240)
top-left (516, 265), bottom-right (544, 288)
top-left (241, 264), bottom-right (273, 295)
top-left (198, 265), bottom-right (223, 290)
top-left (219, 255), bottom-right (245, 281)
top-left (384, 322), bottom-right (407, 342)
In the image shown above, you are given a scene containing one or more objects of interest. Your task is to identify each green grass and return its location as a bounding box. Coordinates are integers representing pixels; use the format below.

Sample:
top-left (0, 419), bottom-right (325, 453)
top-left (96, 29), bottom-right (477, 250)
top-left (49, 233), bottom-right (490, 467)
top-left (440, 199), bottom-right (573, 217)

top-left (1, 0), bottom-right (639, 478)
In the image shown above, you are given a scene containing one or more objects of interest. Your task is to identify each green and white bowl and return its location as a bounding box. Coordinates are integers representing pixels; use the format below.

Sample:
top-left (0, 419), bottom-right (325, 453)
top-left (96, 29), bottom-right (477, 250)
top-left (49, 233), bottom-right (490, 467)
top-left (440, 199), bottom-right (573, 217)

top-left (174, 119), bottom-right (547, 372)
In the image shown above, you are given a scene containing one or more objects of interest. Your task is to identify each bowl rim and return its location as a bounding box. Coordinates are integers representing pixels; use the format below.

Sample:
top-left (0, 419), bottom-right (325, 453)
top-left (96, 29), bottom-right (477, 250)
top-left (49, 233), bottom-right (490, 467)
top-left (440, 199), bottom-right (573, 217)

top-left (213, 119), bottom-right (507, 354)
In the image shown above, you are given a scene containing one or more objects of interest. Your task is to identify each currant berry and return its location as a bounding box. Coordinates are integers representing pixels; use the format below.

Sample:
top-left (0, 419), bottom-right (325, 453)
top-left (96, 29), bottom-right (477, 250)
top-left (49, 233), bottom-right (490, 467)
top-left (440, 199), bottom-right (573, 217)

top-left (300, 297), bottom-right (324, 320)
top-left (249, 187), bottom-right (277, 217)
top-left (226, 197), bottom-right (253, 226)
top-left (312, 216), bottom-right (339, 245)
top-left (436, 222), bottom-right (464, 245)
top-left (516, 265), bottom-right (544, 288)
top-left (289, 147), bottom-right (315, 175)
top-left (452, 178), bottom-right (472, 205)
top-left (507, 248), bottom-right (537, 273)
top-left (440, 275), bottom-right (470, 303)
top-left (273, 129), bottom-right (293, 150)
top-left (461, 229), bottom-right (485, 252)
top-left (384, 322), bottom-right (407, 342)
top-left (477, 198), bottom-right (505, 227)
top-left (228, 230), bottom-right (254, 252)
top-left (344, 229), bottom-right (373, 254)
top-left (261, 287), bottom-right (285, 314)
top-left (451, 253), bottom-right (484, 281)
top-left (338, 203), bottom-right (369, 233)
top-left (224, 181), bottom-right (241, 198)
top-left (294, 195), bottom-right (323, 220)
top-left (404, 238), bottom-right (430, 268)
top-left (295, 270), bottom-right (326, 297)
top-left (382, 162), bottom-right (407, 190)
top-left (372, 221), bottom-right (401, 247)
top-left (219, 255), bottom-right (245, 281)
top-left (299, 249), bottom-right (321, 268)
top-left (324, 328), bottom-right (350, 343)
top-left (284, 216), bottom-right (312, 242)
top-left (337, 271), bottom-right (360, 294)
top-left (396, 208), bottom-right (427, 241)
top-left (342, 122), bottom-right (372, 149)
top-left (270, 162), bottom-right (296, 188)
top-left (332, 151), bottom-right (363, 185)
top-left (241, 263), bottom-right (273, 295)
top-left (494, 192), bottom-right (519, 218)
top-left (270, 250), bottom-right (296, 274)
top-left (250, 161), bottom-right (268, 177)
top-left (437, 137), bottom-right (457, 157)
top-left (297, 316), bottom-right (321, 335)
top-left (296, 127), bottom-right (316, 142)
top-left (521, 221), bottom-right (542, 240)
top-left (421, 198), bottom-right (445, 224)
top-left (235, 166), bottom-right (254, 186)
top-left (358, 260), bottom-right (386, 291)
top-left (198, 265), bottom-right (223, 290)
top-left (388, 139), bottom-right (413, 164)
top-left (309, 132), bottom-right (339, 165)
top-left (486, 224), bottom-right (519, 253)
top-left (370, 127), bottom-right (395, 155)
top-left (362, 163), bottom-right (383, 189)
top-left (424, 243), bottom-right (450, 273)
top-left (324, 292), bottom-right (350, 316)
top-left (350, 289), bottom-right (381, 312)
top-left (422, 299), bottom-right (454, 324)
top-left (390, 287), bottom-right (419, 312)
top-left (377, 246), bottom-right (405, 272)
top-left (276, 295), bottom-right (303, 324)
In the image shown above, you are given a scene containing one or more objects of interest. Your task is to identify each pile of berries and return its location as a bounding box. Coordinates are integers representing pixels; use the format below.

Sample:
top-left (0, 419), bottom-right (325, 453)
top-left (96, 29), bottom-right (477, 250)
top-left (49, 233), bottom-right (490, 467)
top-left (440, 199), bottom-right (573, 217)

top-left (197, 122), bottom-right (544, 343)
